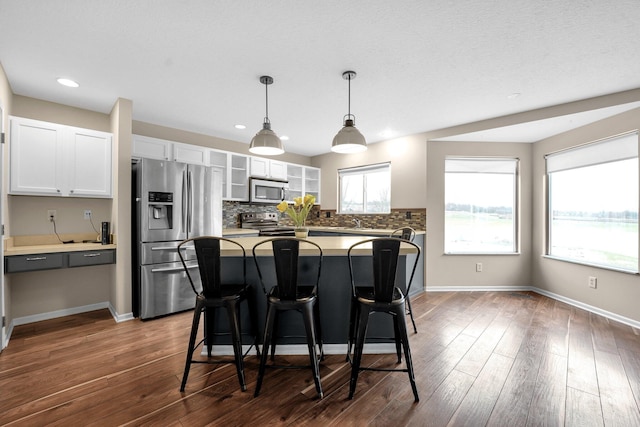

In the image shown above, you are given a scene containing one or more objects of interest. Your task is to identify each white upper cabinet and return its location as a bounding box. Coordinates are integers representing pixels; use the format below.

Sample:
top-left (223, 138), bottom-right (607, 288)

top-left (173, 142), bottom-right (208, 165)
top-left (209, 149), bottom-right (251, 201)
top-left (285, 164), bottom-right (321, 204)
top-left (250, 157), bottom-right (287, 180)
top-left (132, 135), bottom-right (172, 161)
top-left (67, 128), bottom-right (112, 197)
top-left (10, 117), bottom-right (113, 198)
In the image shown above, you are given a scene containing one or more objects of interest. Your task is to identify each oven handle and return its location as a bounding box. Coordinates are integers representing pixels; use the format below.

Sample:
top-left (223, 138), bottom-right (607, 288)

top-left (151, 264), bottom-right (198, 273)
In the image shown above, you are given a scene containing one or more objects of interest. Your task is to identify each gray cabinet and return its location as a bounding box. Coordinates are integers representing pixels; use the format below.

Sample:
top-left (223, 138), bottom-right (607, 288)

top-left (5, 253), bottom-right (65, 273)
top-left (5, 249), bottom-right (116, 273)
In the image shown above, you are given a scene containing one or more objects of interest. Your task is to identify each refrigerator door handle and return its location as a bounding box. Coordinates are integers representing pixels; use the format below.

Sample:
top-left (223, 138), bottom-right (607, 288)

top-left (187, 170), bottom-right (193, 234)
top-left (182, 170), bottom-right (188, 233)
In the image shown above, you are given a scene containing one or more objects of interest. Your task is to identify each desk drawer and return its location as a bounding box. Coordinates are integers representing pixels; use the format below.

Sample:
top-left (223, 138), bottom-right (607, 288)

top-left (5, 253), bottom-right (65, 273)
top-left (68, 250), bottom-right (115, 267)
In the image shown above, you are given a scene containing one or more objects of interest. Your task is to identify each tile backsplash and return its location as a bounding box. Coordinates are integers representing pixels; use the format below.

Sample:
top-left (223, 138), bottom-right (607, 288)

top-left (223, 201), bottom-right (425, 231)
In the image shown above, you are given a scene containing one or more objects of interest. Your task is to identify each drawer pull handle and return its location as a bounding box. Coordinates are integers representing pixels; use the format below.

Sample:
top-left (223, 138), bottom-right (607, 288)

top-left (26, 256), bottom-right (47, 261)
top-left (83, 253), bottom-right (101, 257)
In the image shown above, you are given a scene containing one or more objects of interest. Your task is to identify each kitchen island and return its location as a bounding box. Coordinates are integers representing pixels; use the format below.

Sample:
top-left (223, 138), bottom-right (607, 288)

top-left (205, 235), bottom-right (424, 355)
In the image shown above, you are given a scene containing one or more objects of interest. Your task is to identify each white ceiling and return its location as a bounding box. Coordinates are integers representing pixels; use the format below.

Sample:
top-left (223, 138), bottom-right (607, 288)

top-left (1, 0), bottom-right (640, 156)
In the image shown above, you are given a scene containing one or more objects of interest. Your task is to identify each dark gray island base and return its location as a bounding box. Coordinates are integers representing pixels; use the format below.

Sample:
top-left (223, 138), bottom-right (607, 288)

top-left (201, 236), bottom-right (424, 355)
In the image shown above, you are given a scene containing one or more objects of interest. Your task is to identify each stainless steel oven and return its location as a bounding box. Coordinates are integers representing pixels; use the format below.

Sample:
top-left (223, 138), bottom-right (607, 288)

top-left (241, 212), bottom-right (295, 236)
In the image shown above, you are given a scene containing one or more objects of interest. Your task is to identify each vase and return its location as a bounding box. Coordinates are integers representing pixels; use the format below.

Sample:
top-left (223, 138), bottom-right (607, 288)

top-left (294, 227), bottom-right (309, 238)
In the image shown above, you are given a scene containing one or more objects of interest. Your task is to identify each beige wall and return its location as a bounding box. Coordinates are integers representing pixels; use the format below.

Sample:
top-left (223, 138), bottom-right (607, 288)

top-left (531, 108), bottom-right (640, 322)
top-left (426, 140), bottom-right (534, 288)
top-left (110, 98), bottom-right (133, 318)
top-left (311, 133), bottom-right (428, 211)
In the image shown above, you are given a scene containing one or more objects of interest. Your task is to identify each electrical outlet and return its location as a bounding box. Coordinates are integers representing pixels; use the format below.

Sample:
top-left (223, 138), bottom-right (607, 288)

top-left (476, 262), bottom-right (483, 272)
top-left (84, 210), bottom-right (92, 220)
top-left (47, 209), bottom-right (56, 222)
top-left (588, 276), bottom-right (597, 289)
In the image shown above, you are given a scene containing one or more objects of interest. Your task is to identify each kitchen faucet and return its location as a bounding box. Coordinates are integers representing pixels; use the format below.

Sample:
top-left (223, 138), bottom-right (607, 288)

top-left (352, 218), bottom-right (361, 228)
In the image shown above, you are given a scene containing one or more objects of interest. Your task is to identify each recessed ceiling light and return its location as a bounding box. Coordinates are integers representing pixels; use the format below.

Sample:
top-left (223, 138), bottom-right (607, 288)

top-left (57, 78), bottom-right (79, 88)
top-left (234, 124), bottom-right (246, 130)
top-left (379, 128), bottom-right (394, 138)
top-left (280, 135), bottom-right (289, 141)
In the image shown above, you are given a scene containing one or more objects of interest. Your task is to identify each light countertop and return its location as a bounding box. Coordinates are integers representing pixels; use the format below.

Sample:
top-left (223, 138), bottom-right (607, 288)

top-left (218, 235), bottom-right (420, 257)
top-left (5, 233), bottom-right (117, 256)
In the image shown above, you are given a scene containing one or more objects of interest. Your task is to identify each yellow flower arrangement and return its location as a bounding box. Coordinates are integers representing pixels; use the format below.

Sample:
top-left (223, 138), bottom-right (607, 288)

top-left (276, 194), bottom-right (316, 228)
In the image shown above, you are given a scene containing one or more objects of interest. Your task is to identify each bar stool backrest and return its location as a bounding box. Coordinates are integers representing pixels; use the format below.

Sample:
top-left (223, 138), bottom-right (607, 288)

top-left (253, 237), bottom-right (323, 300)
top-left (272, 238), bottom-right (300, 300)
top-left (372, 239), bottom-right (401, 303)
top-left (390, 226), bottom-right (416, 242)
top-left (178, 236), bottom-right (247, 299)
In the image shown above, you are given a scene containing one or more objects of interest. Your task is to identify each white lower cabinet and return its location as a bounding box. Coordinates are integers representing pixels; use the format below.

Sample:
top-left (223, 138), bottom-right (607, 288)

top-left (10, 117), bottom-right (113, 198)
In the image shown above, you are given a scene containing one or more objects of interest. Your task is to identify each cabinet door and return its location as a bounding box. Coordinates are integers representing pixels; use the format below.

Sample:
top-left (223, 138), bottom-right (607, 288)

top-left (304, 166), bottom-right (321, 204)
top-left (250, 156), bottom-right (269, 178)
top-left (286, 164), bottom-right (303, 202)
top-left (10, 117), bottom-right (64, 195)
top-left (132, 135), bottom-right (172, 160)
top-left (173, 142), bottom-right (208, 165)
top-left (67, 129), bottom-right (113, 197)
top-left (230, 154), bottom-right (250, 200)
top-left (209, 150), bottom-right (228, 199)
top-left (269, 160), bottom-right (287, 180)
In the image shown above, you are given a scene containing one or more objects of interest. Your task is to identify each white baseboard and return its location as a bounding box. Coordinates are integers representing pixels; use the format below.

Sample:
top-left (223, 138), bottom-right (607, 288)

top-left (12, 301), bottom-right (112, 326)
top-left (7, 302), bottom-right (135, 344)
top-left (426, 285), bottom-right (640, 329)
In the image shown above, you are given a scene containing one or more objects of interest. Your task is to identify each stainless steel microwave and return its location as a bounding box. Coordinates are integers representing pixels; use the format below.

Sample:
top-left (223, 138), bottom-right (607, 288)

top-left (250, 177), bottom-right (289, 204)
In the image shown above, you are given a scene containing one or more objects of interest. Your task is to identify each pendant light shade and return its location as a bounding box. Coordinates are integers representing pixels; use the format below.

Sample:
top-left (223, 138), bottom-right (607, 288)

top-left (332, 70), bottom-right (367, 153)
top-left (250, 75), bottom-right (284, 155)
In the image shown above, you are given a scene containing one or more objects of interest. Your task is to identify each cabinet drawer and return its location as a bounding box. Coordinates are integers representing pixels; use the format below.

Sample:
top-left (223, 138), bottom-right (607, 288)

top-left (5, 253), bottom-right (65, 273)
top-left (68, 250), bottom-right (115, 268)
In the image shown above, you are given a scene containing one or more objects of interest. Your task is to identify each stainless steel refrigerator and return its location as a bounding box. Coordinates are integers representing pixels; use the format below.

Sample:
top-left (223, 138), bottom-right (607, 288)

top-left (132, 158), bottom-right (223, 319)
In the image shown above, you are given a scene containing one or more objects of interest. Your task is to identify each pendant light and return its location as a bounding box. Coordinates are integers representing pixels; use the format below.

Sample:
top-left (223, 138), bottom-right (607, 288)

top-left (249, 75), bottom-right (284, 155)
top-left (331, 70), bottom-right (367, 153)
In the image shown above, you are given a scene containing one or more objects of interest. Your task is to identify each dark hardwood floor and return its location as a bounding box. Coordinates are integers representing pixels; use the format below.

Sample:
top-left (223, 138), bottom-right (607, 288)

top-left (1, 291), bottom-right (639, 426)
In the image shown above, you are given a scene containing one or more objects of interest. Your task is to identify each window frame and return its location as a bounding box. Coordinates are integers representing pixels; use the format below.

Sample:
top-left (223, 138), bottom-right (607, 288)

top-left (444, 156), bottom-right (520, 255)
top-left (338, 162), bottom-right (391, 214)
top-left (544, 131), bottom-right (640, 273)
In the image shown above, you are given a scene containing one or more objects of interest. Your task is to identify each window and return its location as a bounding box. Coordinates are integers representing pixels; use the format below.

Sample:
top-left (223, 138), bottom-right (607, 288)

top-left (546, 132), bottom-right (639, 272)
top-left (445, 157), bottom-right (518, 253)
top-left (339, 163), bottom-right (390, 213)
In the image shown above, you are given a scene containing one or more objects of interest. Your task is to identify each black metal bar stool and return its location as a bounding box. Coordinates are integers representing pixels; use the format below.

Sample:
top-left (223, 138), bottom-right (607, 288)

top-left (346, 237), bottom-right (421, 402)
top-left (389, 227), bottom-right (418, 333)
top-left (177, 236), bottom-right (259, 392)
top-left (252, 237), bottom-right (324, 399)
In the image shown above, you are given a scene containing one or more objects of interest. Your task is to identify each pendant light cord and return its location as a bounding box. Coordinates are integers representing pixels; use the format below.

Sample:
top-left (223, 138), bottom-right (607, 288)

top-left (347, 73), bottom-right (351, 118)
top-left (264, 80), bottom-right (270, 124)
